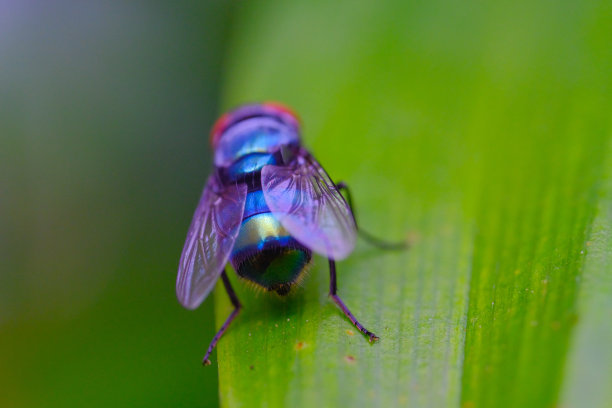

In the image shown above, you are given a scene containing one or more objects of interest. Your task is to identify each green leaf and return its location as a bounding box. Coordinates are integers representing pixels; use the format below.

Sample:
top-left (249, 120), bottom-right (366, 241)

top-left (213, 1), bottom-right (612, 406)
top-left (560, 139), bottom-right (612, 407)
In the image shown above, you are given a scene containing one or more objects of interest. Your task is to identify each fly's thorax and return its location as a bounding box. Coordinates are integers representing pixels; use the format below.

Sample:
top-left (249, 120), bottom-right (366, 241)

top-left (222, 153), bottom-right (278, 185)
top-left (219, 144), bottom-right (300, 187)
top-left (211, 103), bottom-right (300, 150)
top-left (212, 106), bottom-right (301, 169)
top-left (230, 212), bottom-right (312, 296)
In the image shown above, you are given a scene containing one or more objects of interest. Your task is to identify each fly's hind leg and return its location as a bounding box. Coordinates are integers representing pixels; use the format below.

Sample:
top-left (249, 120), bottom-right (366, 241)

top-left (336, 181), bottom-right (409, 251)
top-left (328, 259), bottom-right (379, 342)
top-left (202, 269), bottom-right (241, 366)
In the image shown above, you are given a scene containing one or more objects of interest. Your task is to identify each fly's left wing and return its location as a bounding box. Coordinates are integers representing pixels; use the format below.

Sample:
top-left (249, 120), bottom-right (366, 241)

top-left (176, 176), bottom-right (247, 309)
top-left (261, 151), bottom-right (357, 260)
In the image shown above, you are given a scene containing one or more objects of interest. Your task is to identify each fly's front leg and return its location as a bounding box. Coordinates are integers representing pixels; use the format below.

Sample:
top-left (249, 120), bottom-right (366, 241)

top-left (336, 181), bottom-right (409, 251)
top-left (202, 269), bottom-right (241, 365)
top-left (328, 259), bottom-right (379, 342)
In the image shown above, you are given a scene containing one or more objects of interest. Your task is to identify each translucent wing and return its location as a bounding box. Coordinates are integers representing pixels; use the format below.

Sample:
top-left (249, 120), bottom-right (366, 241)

top-left (261, 151), bottom-right (357, 260)
top-left (176, 176), bottom-right (247, 309)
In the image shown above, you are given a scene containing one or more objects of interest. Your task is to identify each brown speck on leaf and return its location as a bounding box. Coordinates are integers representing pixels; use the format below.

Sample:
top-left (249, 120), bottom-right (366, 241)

top-left (406, 230), bottom-right (420, 245)
top-left (569, 314), bottom-right (579, 326)
top-left (295, 341), bottom-right (306, 351)
top-left (345, 355), bottom-right (356, 363)
top-left (250, 365), bottom-right (254, 370)
top-left (345, 329), bottom-right (354, 336)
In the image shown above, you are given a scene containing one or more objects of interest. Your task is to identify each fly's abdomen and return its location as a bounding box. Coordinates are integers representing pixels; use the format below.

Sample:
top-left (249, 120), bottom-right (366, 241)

top-left (230, 189), bottom-right (312, 296)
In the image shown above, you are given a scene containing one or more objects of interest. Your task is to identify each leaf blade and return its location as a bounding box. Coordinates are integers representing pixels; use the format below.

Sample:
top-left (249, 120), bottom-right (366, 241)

top-left (213, 1), bottom-right (612, 407)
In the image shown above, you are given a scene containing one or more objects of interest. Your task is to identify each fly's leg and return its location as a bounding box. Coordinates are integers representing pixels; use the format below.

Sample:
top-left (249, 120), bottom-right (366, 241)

top-left (202, 270), bottom-right (241, 366)
top-left (328, 259), bottom-right (379, 342)
top-left (336, 181), bottom-right (409, 251)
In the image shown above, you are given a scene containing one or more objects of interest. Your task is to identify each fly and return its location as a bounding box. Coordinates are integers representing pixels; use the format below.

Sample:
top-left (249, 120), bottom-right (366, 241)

top-left (176, 103), bottom-right (406, 365)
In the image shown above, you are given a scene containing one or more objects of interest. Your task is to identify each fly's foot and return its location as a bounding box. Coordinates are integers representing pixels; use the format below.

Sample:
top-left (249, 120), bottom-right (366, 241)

top-left (365, 331), bottom-right (380, 343)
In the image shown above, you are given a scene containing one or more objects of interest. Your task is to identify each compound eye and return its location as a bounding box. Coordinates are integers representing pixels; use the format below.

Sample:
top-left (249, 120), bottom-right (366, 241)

top-left (263, 101), bottom-right (301, 124)
top-left (210, 112), bottom-right (231, 149)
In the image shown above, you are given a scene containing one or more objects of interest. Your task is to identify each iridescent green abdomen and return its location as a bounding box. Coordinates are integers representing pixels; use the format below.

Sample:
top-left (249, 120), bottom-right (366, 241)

top-left (231, 213), bottom-right (311, 295)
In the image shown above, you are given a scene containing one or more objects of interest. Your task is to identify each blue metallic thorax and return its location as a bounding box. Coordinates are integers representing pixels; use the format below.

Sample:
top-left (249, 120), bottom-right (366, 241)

top-left (214, 115), bottom-right (300, 168)
top-left (214, 114), bottom-right (311, 295)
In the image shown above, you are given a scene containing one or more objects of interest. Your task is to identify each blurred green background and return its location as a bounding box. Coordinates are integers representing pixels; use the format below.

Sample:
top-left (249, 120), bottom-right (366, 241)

top-left (1, 1), bottom-right (233, 407)
top-left (2, 1), bottom-right (611, 408)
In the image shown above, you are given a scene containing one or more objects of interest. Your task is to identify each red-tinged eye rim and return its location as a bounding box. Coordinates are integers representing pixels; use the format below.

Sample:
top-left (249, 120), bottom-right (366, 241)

top-left (262, 101), bottom-right (301, 124)
top-left (209, 102), bottom-right (301, 149)
top-left (209, 112), bottom-right (231, 148)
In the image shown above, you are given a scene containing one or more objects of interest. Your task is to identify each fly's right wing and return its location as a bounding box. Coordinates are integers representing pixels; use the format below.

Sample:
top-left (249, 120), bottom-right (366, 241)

top-left (261, 152), bottom-right (357, 260)
top-left (176, 176), bottom-right (247, 309)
